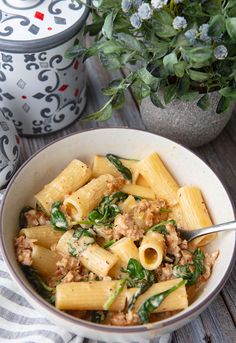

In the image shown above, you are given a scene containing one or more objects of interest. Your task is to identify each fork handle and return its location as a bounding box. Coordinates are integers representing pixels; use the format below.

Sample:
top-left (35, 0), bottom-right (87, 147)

top-left (181, 220), bottom-right (236, 242)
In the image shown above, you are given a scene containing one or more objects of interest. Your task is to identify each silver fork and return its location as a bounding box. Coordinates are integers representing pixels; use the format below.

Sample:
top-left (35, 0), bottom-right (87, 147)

top-left (177, 221), bottom-right (236, 242)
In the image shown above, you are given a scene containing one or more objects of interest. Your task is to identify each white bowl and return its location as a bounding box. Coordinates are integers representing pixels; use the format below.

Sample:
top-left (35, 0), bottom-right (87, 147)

top-left (0, 128), bottom-right (235, 343)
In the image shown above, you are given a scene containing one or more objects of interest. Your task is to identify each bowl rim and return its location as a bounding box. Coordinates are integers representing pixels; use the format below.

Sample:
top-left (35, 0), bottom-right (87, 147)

top-left (1, 127), bottom-right (236, 334)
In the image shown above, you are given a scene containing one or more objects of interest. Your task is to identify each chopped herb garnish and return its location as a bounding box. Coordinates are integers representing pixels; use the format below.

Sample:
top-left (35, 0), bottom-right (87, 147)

top-left (102, 239), bottom-right (116, 249)
top-left (133, 195), bottom-right (142, 201)
top-left (149, 219), bottom-right (176, 235)
top-left (50, 201), bottom-right (68, 231)
top-left (138, 279), bottom-right (186, 323)
top-left (106, 154), bottom-right (132, 181)
top-left (22, 266), bottom-right (56, 305)
top-left (173, 248), bottom-right (205, 285)
top-left (103, 278), bottom-right (127, 310)
top-left (19, 206), bottom-right (33, 229)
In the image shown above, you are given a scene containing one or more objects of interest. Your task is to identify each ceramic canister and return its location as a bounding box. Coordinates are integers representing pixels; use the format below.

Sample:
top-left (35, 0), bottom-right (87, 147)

top-left (0, 108), bottom-right (20, 189)
top-left (0, 0), bottom-right (89, 135)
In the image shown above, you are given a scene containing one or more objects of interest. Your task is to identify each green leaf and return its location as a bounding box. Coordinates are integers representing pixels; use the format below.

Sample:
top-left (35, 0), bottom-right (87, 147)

top-left (102, 11), bottom-right (117, 39)
top-left (185, 47), bottom-right (213, 63)
top-left (178, 91), bottom-right (199, 102)
top-left (84, 102), bottom-right (113, 122)
top-left (126, 258), bottom-right (145, 280)
top-left (102, 240), bottom-right (116, 249)
top-left (163, 52), bottom-right (178, 75)
top-left (172, 33), bottom-right (189, 48)
top-left (137, 68), bottom-right (155, 85)
top-left (149, 219), bottom-right (176, 234)
top-left (65, 44), bottom-right (86, 59)
top-left (216, 96), bottom-right (231, 114)
top-left (50, 201), bottom-right (68, 231)
top-left (138, 279), bottom-right (186, 323)
top-left (203, 0), bottom-right (222, 15)
top-left (153, 21), bottom-right (177, 38)
top-left (219, 86), bottom-right (236, 98)
top-left (103, 278), bottom-right (127, 310)
top-left (115, 32), bottom-right (143, 52)
top-left (208, 15), bottom-right (225, 37)
top-left (226, 17), bottom-right (236, 41)
top-left (188, 70), bottom-right (210, 82)
top-left (174, 61), bottom-right (187, 78)
top-left (197, 94), bottom-right (211, 111)
top-left (164, 84), bottom-right (177, 104)
top-left (99, 53), bottom-right (121, 71)
top-left (106, 154), bottom-right (132, 180)
top-left (112, 91), bottom-right (125, 110)
top-left (132, 81), bottom-right (151, 101)
top-left (150, 92), bottom-right (164, 109)
top-left (154, 10), bottom-right (173, 25)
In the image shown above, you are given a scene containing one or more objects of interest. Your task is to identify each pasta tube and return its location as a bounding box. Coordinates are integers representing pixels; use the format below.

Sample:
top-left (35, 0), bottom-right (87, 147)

top-left (109, 237), bottom-right (139, 278)
top-left (92, 155), bottom-right (139, 182)
top-left (126, 278), bottom-right (188, 313)
top-left (177, 186), bottom-right (216, 246)
top-left (136, 174), bottom-right (150, 188)
top-left (31, 245), bottom-right (61, 277)
top-left (138, 153), bottom-right (179, 206)
top-left (56, 280), bottom-right (127, 311)
top-left (20, 225), bottom-right (63, 249)
top-left (80, 244), bottom-right (118, 277)
top-left (121, 184), bottom-right (155, 200)
top-left (56, 230), bottom-right (118, 276)
top-left (35, 160), bottom-right (91, 214)
top-left (139, 231), bottom-right (165, 270)
top-left (63, 174), bottom-right (116, 221)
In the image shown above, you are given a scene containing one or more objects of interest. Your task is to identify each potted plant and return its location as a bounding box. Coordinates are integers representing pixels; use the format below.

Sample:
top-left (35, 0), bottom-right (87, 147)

top-left (69, 0), bottom-right (236, 147)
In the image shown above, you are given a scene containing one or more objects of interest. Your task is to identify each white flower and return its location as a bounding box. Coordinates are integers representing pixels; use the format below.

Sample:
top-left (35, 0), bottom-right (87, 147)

top-left (184, 28), bottom-right (197, 45)
top-left (130, 13), bottom-right (142, 28)
top-left (121, 0), bottom-right (132, 12)
top-left (138, 3), bottom-right (152, 20)
top-left (172, 16), bottom-right (187, 30)
top-left (151, 0), bottom-right (168, 9)
top-left (214, 45), bottom-right (228, 60)
top-left (199, 24), bottom-right (210, 42)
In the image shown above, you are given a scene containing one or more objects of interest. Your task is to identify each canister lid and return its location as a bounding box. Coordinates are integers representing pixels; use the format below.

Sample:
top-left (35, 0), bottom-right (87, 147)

top-left (0, 0), bottom-right (89, 52)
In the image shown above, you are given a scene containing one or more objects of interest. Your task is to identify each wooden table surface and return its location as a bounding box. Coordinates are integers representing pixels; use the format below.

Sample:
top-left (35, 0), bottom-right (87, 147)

top-left (19, 58), bottom-right (236, 343)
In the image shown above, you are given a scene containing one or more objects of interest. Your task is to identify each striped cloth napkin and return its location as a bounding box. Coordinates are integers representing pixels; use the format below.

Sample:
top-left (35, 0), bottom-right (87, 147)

top-left (0, 193), bottom-right (171, 343)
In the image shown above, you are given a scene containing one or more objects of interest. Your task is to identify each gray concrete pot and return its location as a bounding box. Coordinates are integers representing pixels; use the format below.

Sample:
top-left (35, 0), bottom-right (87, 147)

top-left (140, 91), bottom-right (233, 148)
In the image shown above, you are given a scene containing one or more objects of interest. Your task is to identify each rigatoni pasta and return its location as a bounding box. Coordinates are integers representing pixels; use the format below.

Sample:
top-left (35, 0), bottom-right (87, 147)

top-left (138, 152), bottom-right (179, 206)
top-left (15, 152), bottom-right (218, 327)
top-left (177, 186), bottom-right (216, 246)
top-left (56, 281), bottom-right (127, 311)
top-left (35, 159), bottom-right (91, 214)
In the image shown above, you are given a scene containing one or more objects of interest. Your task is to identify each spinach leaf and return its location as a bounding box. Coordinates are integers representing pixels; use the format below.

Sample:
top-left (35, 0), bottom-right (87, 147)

top-left (173, 248), bottom-right (205, 285)
top-left (126, 258), bottom-right (145, 280)
top-left (106, 154), bottom-right (132, 181)
top-left (88, 191), bottom-right (128, 226)
top-left (50, 201), bottom-right (68, 231)
top-left (103, 278), bottom-right (127, 310)
top-left (91, 311), bottom-right (106, 323)
top-left (22, 266), bottom-right (56, 305)
top-left (102, 239), bottom-right (116, 249)
top-left (138, 279), bottom-right (186, 323)
top-left (73, 227), bottom-right (94, 240)
top-left (19, 206), bottom-right (33, 229)
top-left (67, 242), bottom-right (77, 257)
top-left (123, 259), bottom-right (155, 310)
top-left (149, 219), bottom-right (176, 235)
